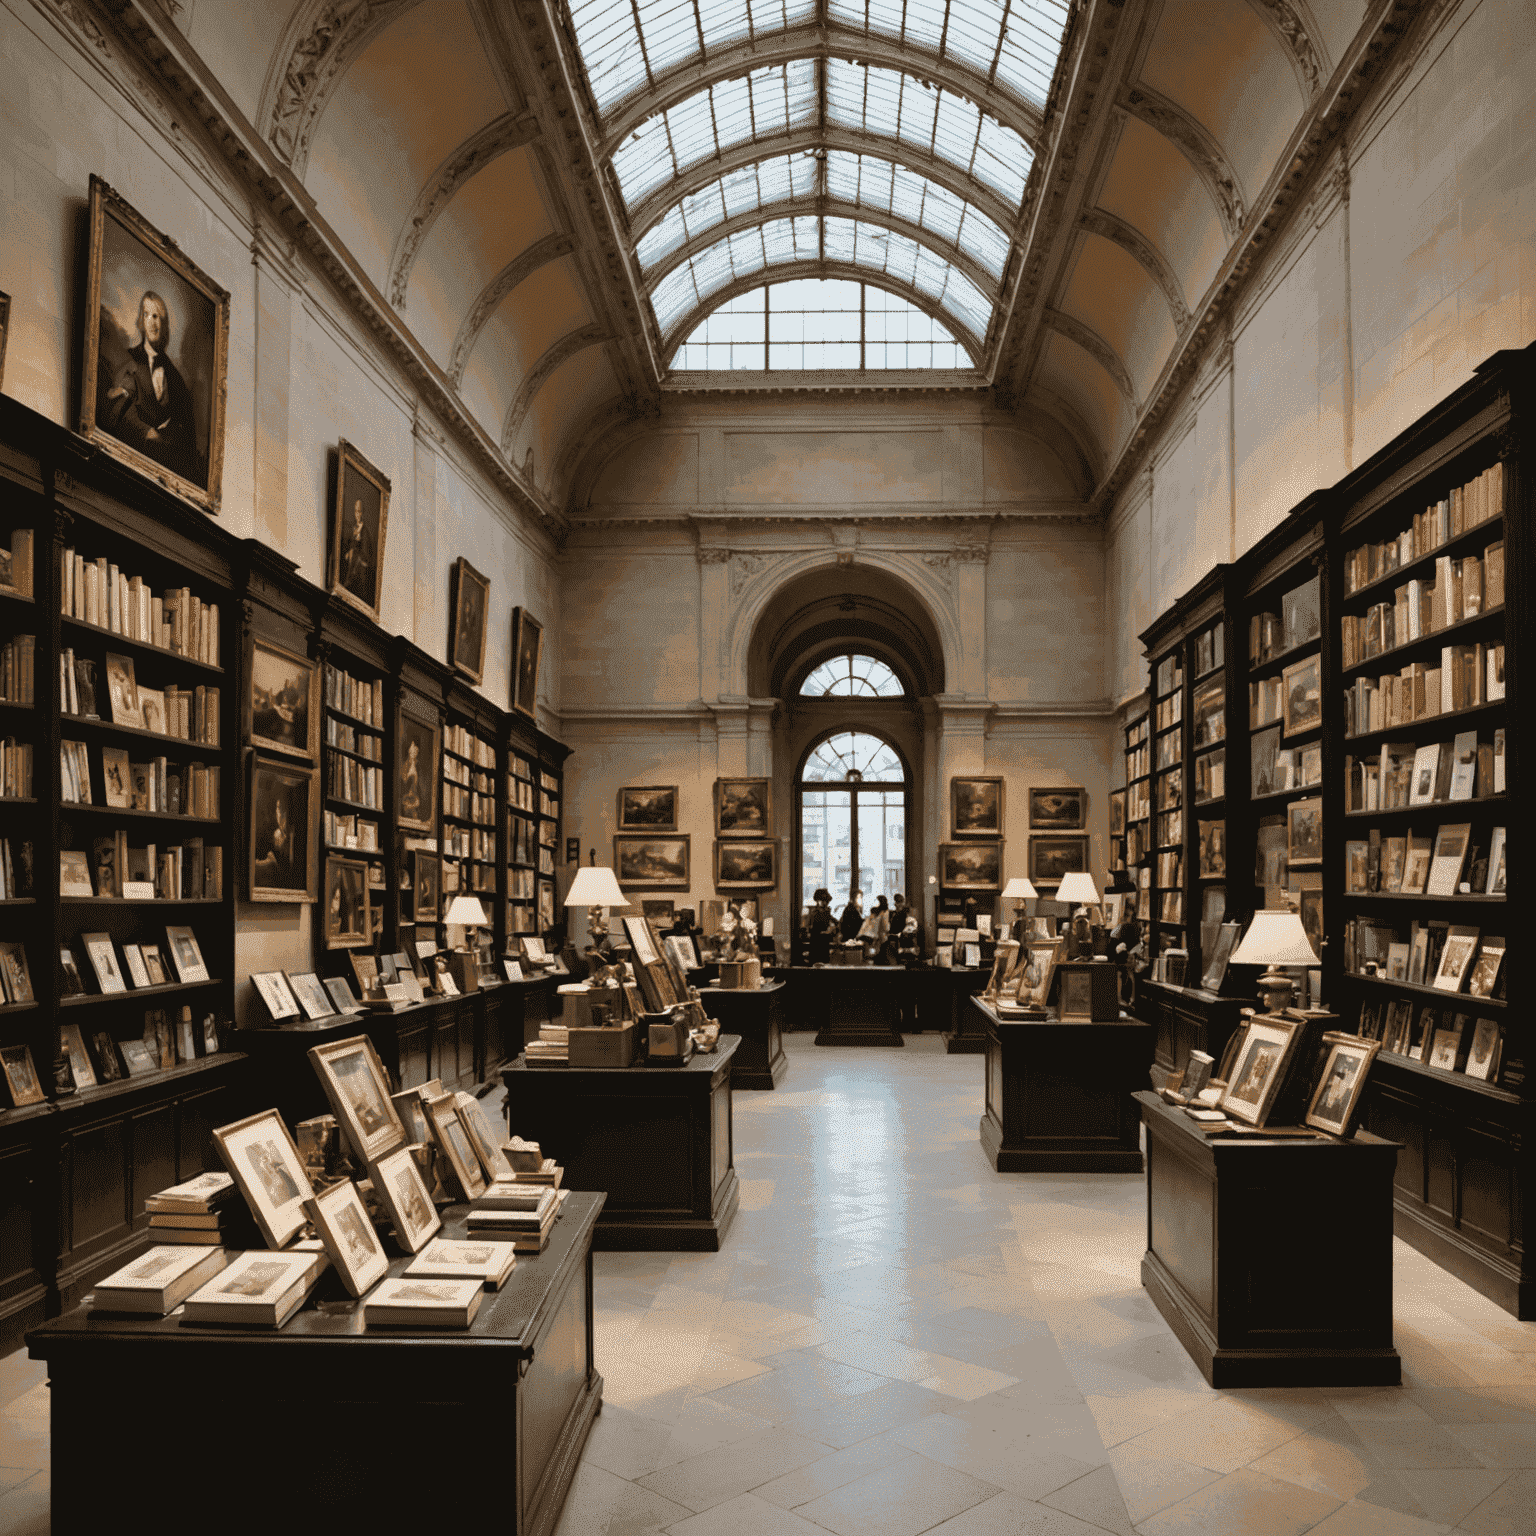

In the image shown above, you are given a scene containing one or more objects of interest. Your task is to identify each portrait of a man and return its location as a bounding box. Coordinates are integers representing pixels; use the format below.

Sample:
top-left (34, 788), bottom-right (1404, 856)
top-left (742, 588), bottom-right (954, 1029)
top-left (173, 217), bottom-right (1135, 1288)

top-left (450, 558), bottom-right (490, 684)
top-left (101, 291), bottom-right (199, 482)
top-left (329, 441), bottom-right (390, 620)
top-left (250, 758), bottom-right (314, 901)
top-left (513, 607), bottom-right (543, 719)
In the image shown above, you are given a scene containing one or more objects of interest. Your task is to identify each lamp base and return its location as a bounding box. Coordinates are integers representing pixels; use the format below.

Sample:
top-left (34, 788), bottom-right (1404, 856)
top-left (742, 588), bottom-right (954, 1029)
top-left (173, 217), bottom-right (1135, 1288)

top-left (1255, 965), bottom-right (1296, 1013)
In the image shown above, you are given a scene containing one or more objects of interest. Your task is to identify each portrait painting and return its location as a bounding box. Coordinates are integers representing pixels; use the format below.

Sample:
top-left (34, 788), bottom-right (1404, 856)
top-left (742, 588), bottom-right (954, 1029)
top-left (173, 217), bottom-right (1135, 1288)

top-left (1028, 835), bottom-right (1089, 886)
top-left (951, 777), bottom-right (1004, 837)
top-left (449, 557), bottom-right (490, 685)
top-left (512, 606), bottom-right (543, 720)
top-left (1029, 787), bottom-right (1085, 830)
top-left (304, 1179), bottom-right (388, 1298)
top-left (396, 712), bottom-right (439, 832)
top-left (213, 1109), bottom-right (314, 1249)
top-left (310, 1036), bottom-right (404, 1164)
top-left (715, 778), bottom-right (771, 837)
top-left (328, 439), bottom-right (391, 621)
top-left (1282, 654), bottom-right (1322, 736)
top-left (715, 840), bottom-right (777, 891)
top-left (1305, 1035), bottom-right (1379, 1136)
top-left (1219, 1014), bottom-right (1300, 1127)
top-left (1198, 818), bottom-right (1226, 878)
top-left (614, 834), bottom-right (690, 889)
top-left (618, 785), bottom-right (678, 831)
top-left (80, 177), bottom-right (230, 514)
top-left (248, 639), bottom-right (316, 759)
top-left (249, 755), bottom-right (316, 902)
top-left (939, 841), bottom-right (1003, 891)
top-left (412, 849), bottom-right (441, 923)
top-left (324, 855), bottom-right (370, 949)
top-left (1286, 796), bottom-right (1323, 866)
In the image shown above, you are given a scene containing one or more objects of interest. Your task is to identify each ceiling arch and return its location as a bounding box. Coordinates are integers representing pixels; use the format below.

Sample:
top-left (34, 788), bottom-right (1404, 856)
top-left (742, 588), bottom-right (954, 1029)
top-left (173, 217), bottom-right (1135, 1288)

top-left (1043, 310), bottom-right (1136, 410)
top-left (1077, 209), bottom-right (1190, 330)
top-left (450, 235), bottom-right (577, 388)
top-left (501, 325), bottom-right (612, 453)
top-left (1120, 84), bottom-right (1247, 239)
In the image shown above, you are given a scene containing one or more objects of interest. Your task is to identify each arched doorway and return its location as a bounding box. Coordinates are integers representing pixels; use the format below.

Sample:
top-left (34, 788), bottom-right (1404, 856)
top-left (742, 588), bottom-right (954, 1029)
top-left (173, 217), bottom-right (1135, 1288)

top-left (797, 725), bottom-right (910, 917)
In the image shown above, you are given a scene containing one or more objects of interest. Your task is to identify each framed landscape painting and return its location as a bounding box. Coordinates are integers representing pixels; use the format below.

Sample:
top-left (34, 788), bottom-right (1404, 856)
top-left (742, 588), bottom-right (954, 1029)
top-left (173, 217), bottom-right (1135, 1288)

top-left (614, 835), bottom-right (690, 890)
top-left (617, 786), bottom-right (678, 831)
top-left (1029, 835), bottom-right (1090, 886)
top-left (715, 840), bottom-right (777, 891)
top-left (1029, 788), bottom-right (1085, 830)
top-left (715, 778), bottom-right (771, 837)
top-left (951, 777), bottom-right (1003, 838)
top-left (939, 841), bottom-right (1003, 892)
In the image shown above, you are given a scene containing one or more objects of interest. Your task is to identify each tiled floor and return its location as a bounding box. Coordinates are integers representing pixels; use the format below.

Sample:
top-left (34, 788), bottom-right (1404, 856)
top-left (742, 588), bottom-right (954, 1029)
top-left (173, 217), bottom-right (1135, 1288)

top-left (4, 1032), bottom-right (1536, 1534)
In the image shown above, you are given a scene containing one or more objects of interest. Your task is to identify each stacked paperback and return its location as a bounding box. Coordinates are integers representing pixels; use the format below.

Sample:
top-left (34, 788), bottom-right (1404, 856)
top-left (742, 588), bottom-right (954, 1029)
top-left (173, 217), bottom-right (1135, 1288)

top-left (364, 1277), bottom-right (483, 1328)
top-left (524, 1022), bottom-right (568, 1064)
top-left (92, 1244), bottom-right (229, 1314)
top-left (466, 1184), bottom-right (561, 1251)
top-left (145, 1172), bottom-right (260, 1247)
top-left (406, 1236), bottom-right (517, 1289)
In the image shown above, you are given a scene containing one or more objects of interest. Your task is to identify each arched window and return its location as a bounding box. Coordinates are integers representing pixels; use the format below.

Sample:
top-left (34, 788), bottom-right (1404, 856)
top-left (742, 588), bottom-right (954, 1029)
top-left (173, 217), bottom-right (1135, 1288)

top-left (798, 730), bottom-right (907, 912)
top-left (799, 655), bottom-right (905, 699)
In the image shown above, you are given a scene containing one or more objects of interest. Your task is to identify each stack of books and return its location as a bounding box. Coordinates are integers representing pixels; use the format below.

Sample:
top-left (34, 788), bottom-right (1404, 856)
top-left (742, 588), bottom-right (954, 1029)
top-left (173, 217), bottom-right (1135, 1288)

top-left (92, 1244), bottom-right (229, 1314)
top-left (364, 1276), bottom-right (484, 1328)
top-left (466, 1184), bottom-right (560, 1251)
top-left (405, 1236), bottom-right (517, 1289)
top-left (506, 1157), bottom-right (562, 1190)
top-left (145, 1171), bottom-right (259, 1246)
top-left (181, 1248), bottom-right (331, 1327)
top-left (524, 1023), bottom-right (568, 1065)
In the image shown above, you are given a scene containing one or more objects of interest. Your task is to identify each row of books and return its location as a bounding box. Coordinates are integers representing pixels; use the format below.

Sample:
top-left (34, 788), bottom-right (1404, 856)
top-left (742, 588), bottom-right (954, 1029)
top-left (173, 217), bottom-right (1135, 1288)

top-left (510, 868), bottom-right (535, 898)
top-left (61, 834), bottom-right (224, 900)
top-left (509, 751), bottom-right (536, 780)
top-left (1359, 1002), bottom-right (1507, 1084)
top-left (324, 662), bottom-right (384, 726)
top-left (324, 810), bottom-right (379, 851)
top-left (0, 738), bottom-right (33, 798)
top-left (444, 826), bottom-right (495, 862)
top-left (509, 775), bottom-right (536, 811)
top-left (61, 550), bottom-right (221, 665)
top-left (1125, 779), bottom-right (1149, 821)
top-left (328, 755), bottom-right (382, 808)
top-left (540, 771), bottom-right (560, 794)
top-left (1346, 916), bottom-right (1506, 996)
top-left (539, 846), bottom-right (555, 875)
top-left (60, 741), bottom-right (220, 815)
top-left (444, 725), bottom-right (495, 765)
top-left (1155, 691), bottom-right (1182, 730)
top-left (509, 818), bottom-right (537, 865)
top-left (1194, 748), bottom-right (1226, 803)
top-left (444, 783), bottom-right (494, 823)
top-left (0, 837), bottom-right (31, 900)
top-left (1345, 729), bottom-right (1505, 812)
top-left (0, 529), bottom-right (35, 597)
top-left (1345, 823), bottom-right (1504, 897)
top-left (1156, 850), bottom-right (1181, 886)
top-left (1155, 732), bottom-right (1181, 769)
top-left (61, 924), bottom-right (210, 998)
top-left (1343, 462), bottom-right (1502, 594)
top-left (1154, 654), bottom-right (1184, 697)
top-left (1341, 542), bottom-right (1504, 666)
top-left (1156, 809), bottom-right (1182, 847)
top-left (325, 716), bottom-right (382, 760)
top-left (63, 650), bottom-right (220, 743)
top-left (443, 755), bottom-right (491, 791)
top-left (1341, 641), bottom-right (1504, 736)
top-left (1249, 577), bottom-right (1320, 665)
top-left (0, 635), bottom-right (34, 702)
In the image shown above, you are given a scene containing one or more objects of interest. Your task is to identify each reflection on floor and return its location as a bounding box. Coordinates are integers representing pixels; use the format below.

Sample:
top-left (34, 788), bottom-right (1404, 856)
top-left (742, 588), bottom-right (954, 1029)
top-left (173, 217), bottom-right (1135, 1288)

top-left (3, 1032), bottom-right (1536, 1534)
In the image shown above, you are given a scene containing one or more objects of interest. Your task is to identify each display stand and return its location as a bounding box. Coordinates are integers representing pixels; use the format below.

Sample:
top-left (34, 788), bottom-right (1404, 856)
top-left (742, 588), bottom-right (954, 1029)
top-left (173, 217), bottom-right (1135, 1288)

top-left (699, 982), bottom-right (787, 1088)
top-left (29, 1193), bottom-right (605, 1531)
top-left (1136, 1091), bottom-right (1401, 1386)
top-left (502, 1036), bottom-right (740, 1251)
top-left (941, 969), bottom-right (990, 1053)
top-left (1135, 977), bottom-right (1247, 1081)
top-left (975, 999), bottom-right (1148, 1171)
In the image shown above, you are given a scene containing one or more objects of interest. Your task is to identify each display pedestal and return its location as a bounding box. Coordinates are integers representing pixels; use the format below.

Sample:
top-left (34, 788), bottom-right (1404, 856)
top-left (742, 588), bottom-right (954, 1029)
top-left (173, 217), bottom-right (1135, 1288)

top-left (976, 999), bottom-right (1148, 1171)
top-left (941, 969), bottom-right (990, 1053)
top-left (1136, 1091), bottom-right (1402, 1387)
top-left (699, 983), bottom-right (787, 1088)
top-left (502, 1038), bottom-right (740, 1251)
top-left (29, 1194), bottom-right (606, 1531)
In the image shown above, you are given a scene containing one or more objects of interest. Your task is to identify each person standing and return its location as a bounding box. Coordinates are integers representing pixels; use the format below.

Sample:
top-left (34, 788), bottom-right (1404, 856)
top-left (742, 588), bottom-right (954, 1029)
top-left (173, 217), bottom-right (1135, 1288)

top-left (839, 889), bottom-right (864, 942)
top-left (806, 889), bottom-right (834, 964)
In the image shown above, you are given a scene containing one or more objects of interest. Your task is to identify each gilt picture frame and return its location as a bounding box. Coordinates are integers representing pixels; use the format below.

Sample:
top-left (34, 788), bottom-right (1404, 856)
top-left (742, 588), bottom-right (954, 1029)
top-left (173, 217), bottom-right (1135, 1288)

top-left (512, 607), bottom-right (543, 720)
top-left (715, 840), bottom-right (777, 891)
top-left (939, 841), bottom-right (1003, 892)
top-left (249, 754), bottom-right (317, 903)
top-left (1028, 787), bottom-right (1086, 830)
top-left (304, 1178), bottom-right (389, 1298)
top-left (951, 777), bottom-right (1004, 838)
top-left (396, 711), bottom-right (440, 833)
top-left (715, 778), bottom-right (772, 837)
top-left (617, 785), bottom-right (678, 832)
top-left (308, 1035), bottom-right (406, 1166)
top-left (614, 834), bottom-right (690, 890)
top-left (212, 1108), bottom-right (314, 1250)
top-left (449, 557), bottom-right (490, 685)
top-left (248, 638), bottom-right (317, 760)
top-left (369, 1144), bottom-right (441, 1254)
top-left (329, 439), bottom-right (391, 622)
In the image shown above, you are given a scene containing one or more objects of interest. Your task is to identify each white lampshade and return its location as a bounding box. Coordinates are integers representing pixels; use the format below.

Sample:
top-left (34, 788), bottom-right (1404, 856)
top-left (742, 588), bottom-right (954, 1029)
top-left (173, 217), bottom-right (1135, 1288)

top-left (1055, 872), bottom-right (1100, 906)
top-left (1229, 909), bottom-right (1318, 967)
top-left (442, 894), bottom-right (489, 927)
top-left (1001, 877), bottom-right (1038, 901)
top-left (565, 865), bottom-right (627, 908)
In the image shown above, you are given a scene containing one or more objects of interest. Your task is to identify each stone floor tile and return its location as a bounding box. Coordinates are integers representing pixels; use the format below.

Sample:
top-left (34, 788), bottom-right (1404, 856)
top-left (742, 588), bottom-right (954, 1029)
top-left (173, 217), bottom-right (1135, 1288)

top-left (1103, 1445), bottom-right (1222, 1524)
top-left (549, 1462), bottom-right (694, 1536)
top-left (1455, 1468), bottom-right (1536, 1534)
top-left (662, 1491), bottom-right (832, 1536)
top-left (886, 1409), bottom-right (1102, 1501)
top-left (637, 1427), bottom-right (834, 1513)
top-left (776, 1376), bottom-right (951, 1449)
top-left (1391, 1469), bottom-right (1513, 1526)
top-left (791, 1453), bottom-right (1000, 1536)
top-left (920, 1490), bottom-right (1116, 1536)
top-left (1447, 1422), bottom-right (1536, 1467)
top-left (1135, 1466), bottom-right (1342, 1536)
top-left (1348, 1421), bottom-right (1488, 1470)
top-left (1301, 1501), bottom-right (1454, 1535)
top-left (1038, 1464), bottom-right (1137, 1536)
top-left (753, 1438), bottom-right (917, 1509)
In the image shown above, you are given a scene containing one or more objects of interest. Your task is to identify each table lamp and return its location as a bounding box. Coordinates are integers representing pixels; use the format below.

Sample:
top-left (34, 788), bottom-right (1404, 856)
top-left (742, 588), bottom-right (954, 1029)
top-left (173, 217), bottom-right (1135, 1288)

top-left (1055, 871), bottom-right (1101, 958)
top-left (442, 894), bottom-right (489, 993)
top-left (1228, 909), bottom-right (1318, 1011)
top-left (1001, 876), bottom-right (1037, 942)
top-left (564, 864), bottom-right (627, 949)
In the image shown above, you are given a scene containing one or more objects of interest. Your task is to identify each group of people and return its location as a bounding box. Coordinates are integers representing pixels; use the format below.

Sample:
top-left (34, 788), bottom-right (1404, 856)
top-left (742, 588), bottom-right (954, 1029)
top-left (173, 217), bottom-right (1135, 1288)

top-left (803, 888), bottom-right (917, 965)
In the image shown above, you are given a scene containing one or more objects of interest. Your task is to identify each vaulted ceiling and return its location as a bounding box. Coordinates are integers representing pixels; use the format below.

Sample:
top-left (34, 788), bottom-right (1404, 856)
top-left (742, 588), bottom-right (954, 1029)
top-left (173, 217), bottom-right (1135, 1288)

top-left (114, 0), bottom-right (1423, 519)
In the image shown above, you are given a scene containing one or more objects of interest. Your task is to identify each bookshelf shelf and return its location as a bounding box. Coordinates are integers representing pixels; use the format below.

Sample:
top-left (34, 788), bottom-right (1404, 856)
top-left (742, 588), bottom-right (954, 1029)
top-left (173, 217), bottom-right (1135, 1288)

top-left (60, 977), bottom-right (224, 1007)
top-left (1344, 795), bottom-right (1505, 821)
top-left (60, 716), bottom-right (223, 753)
top-left (62, 803), bottom-right (222, 827)
top-left (1342, 513), bottom-right (1503, 603)
top-left (1340, 971), bottom-right (1506, 1010)
top-left (1340, 605), bottom-right (1504, 681)
top-left (1372, 1050), bottom-right (1520, 1104)
top-left (1344, 700), bottom-right (1503, 752)
top-left (59, 615), bottom-right (224, 675)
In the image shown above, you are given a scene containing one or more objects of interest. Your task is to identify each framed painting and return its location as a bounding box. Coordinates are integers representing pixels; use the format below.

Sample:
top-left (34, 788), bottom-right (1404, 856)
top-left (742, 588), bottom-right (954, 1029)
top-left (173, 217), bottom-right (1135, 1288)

top-left (1220, 1013), bottom-right (1303, 1128)
top-left (939, 841), bottom-right (1003, 892)
top-left (512, 607), bottom-right (543, 720)
top-left (249, 755), bottom-right (317, 903)
top-left (309, 1035), bottom-right (405, 1165)
top-left (1028, 835), bottom-right (1089, 886)
top-left (1305, 1033), bottom-right (1380, 1137)
top-left (614, 834), bottom-right (690, 890)
top-left (80, 176), bottom-right (230, 515)
top-left (951, 777), bottom-right (1003, 838)
top-left (617, 785), bottom-right (678, 832)
top-left (1281, 654), bottom-right (1322, 737)
top-left (248, 639), bottom-right (316, 759)
top-left (369, 1144), bottom-right (441, 1254)
top-left (715, 840), bottom-right (777, 891)
top-left (329, 439), bottom-right (391, 622)
top-left (715, 778), bottom-right (771, 837)
top-left (213, 1108), bottom-right (314, 1250)
top-left (305, 1179), bottom-right (389, 1298)
top-left (396, 711), bottom-right (440, 832)
top-left (1028, 787), bottom-right (1085, 830)
top-left (411, 850), bottom-right (441, 924)
top-left (448, 557), bottom-right (490, 685)
top-left (323, 855), bottom-right (370, 949)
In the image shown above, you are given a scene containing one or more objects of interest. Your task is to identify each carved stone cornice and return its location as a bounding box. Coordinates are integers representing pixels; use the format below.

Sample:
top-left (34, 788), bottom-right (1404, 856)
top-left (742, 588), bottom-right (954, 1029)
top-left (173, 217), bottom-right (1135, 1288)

top-left (1121, 85), bottom-right (1246, 238)
top-left (1044, 310), bottom-right (1137, 408)
top-left (501, 324), bottom-right (612, 453)
top-left (696, 546), bottom-right (731, 565)
top-left (1247, 0), bottom-right (1328, 100)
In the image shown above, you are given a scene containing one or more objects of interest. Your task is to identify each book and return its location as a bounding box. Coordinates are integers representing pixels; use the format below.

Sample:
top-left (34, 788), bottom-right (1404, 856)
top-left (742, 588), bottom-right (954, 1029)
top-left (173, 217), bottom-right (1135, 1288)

top-left (92, 1244), bottom-right (228, 1314)
top-left (182, 1248), bottom-right (330, 1327)
top-left (471, 1185), bottom-right (556, 1220)
top-left (1427, 1018), bottom-right (1466, 1072)
top-left (1465, 1019), bottom-right (1502, 1082)
top-left (1447, 731), bottom-right (1478, 800)
top-left (405, 1237), bottom-right (518, 1289)
top-left (1432, 925), bottom-right (1480, 992)
top-left (364, 1276), bottom-right (484, 1328)
top-left (1466, 938), bottom-right (1504, 999)
top-left (1425, 823), bottom-right (1472, 896)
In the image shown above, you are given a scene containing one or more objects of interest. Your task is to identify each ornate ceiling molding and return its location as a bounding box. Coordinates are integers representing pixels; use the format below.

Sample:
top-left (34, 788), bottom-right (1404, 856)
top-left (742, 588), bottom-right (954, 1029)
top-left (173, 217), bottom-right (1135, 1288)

top-left (1121, 84), bottom-right (1246, 239)
top-left (1043, 309), bottom-right (1137, 407)
top-left (388, 112), bottom-right (542, 309)
top-left (448, 233), bottom-right (576, 387)
top-left (1246, 0), bottom-right (1329, 100)
top-left (501, 323), bottom-right (612, 452)
top-left (1077, 208), bottom-right (1190, 330)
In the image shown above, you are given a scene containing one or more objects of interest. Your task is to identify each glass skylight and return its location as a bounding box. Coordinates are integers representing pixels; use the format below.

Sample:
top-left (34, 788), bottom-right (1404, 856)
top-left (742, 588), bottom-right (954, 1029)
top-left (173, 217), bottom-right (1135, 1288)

top-left (800, 655), bottom-right (905, 697)
top-left (802, 731), bottom-right (905, 781)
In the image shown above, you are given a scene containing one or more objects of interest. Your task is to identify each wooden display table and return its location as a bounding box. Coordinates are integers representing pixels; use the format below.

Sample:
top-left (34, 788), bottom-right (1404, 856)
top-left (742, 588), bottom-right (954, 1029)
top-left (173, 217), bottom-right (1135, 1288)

top-left (778, 965), bottom-right (907, 1046)
top-left (502, 1037), bottom-right (740, 1251)
top-left (1135, 1092), bottom-right (1402, 1387)
top-left (699, 982), bottom-right (788, 1088)
top-left (28, 1193), bottom-right (606, 1532)
top-left (975, 999), bottom-right (1149, 1172)
top-left (941, 969), bottom-right (990, 1053)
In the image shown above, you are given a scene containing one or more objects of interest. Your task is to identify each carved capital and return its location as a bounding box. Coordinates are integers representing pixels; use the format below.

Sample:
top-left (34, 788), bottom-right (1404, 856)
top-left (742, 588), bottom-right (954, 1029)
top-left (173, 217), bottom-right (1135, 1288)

top-left (954, 545), bottom-right (991, 565)
top-left (730, 552), bottom-right (769, 597)
top-left (696, 546), bottom-right (731, 566)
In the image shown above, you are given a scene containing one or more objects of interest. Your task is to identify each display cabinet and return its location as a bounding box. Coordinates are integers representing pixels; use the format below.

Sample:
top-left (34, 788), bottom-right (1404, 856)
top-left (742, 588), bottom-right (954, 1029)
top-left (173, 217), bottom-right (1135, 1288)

top-left (442, 680), bottom-right (501, 967)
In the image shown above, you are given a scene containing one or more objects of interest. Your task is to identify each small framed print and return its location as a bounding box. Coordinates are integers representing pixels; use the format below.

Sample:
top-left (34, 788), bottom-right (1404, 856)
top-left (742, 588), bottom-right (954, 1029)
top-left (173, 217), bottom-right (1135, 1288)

top-left (1220, 1013), bottom-right (1303, 1128)
top-left (614, 835), bottom-right (690, 890)
top-left (121, 944), bottom-right (150, 989)
top-left (213, 1108), bottom-right (314, 1249)
top-left (304, 1179), bottom-right (389, 1298)
top-left (396, 711), bottom-right (440, 832)
top-left (1306, 1033), bottom-right (1379, 1137)
top-left (325, 975), bottom-right (364, 1015)
top-left (1281, 655), bottom-right (1322, 736)
top-left (370, 1144), bottom-right (441, 1253)
top-left (104, 652), bottom-right (143, 728)
top-left (715, 840), bottom-right (777, 891)
top-left (0, 1044), bottom-right (44, 1108)
top-left (324, 855), bottom-right (371, 949)
top-left (165, 925), bottom-right (209, 983)
top-left (1028, 787), bottom-right (1084, 830)
top-left (939, 840), bottom-right (1002, 891)
top-left (715, 777), bottom-right (771, 837)
top-left (309, 1035), bottom-right (406, 1165)
top-left (448, 557), bottom-right (490, 685)
top-left (617, 785), bottom-right (678, 832)
top-left (1286, 796), bottom-right (1322, 866)
top-left (952, 777), bottom-right (1004, 837)
top-left (512, 607), bottom-right (543, 720)
top-left (140, 944), bottom-right (169, 986)
top-left (1109, 790), bottom-right (1126, 837)
top-left (426, 1093), bottom-right (487, 1201)
top-left (1027, 835), bottom-right (1088, 887)
top-left (82, 933), bottom-right (127, 994)
top-left (452, 1091), bottom-right (514, 1182)
top-left (329, 439), bottom-right (390, 622)
top-left (249, 755), bottom-right (317, 902)
top-left (251, 971), bottom-right (301, 1021)
top-left (248, 639), bottom-right (317, 759)
top-left (286, 972), bottom-right (335, 1022)
top-left (59, 1024), bottom-right (98, 1090)
top-left (411, 850), bottom-right (441, 924)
